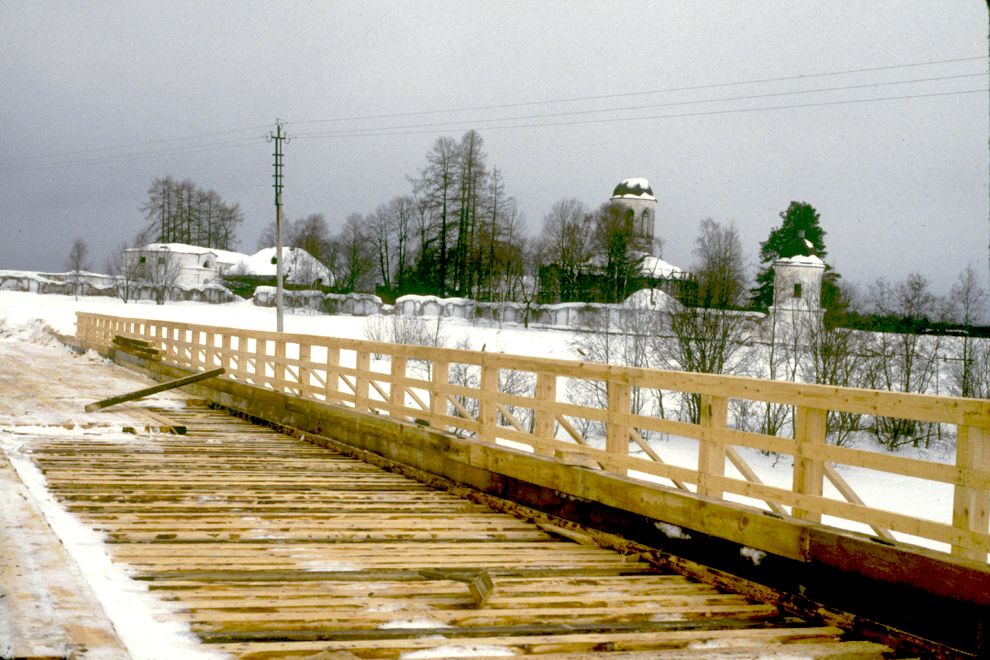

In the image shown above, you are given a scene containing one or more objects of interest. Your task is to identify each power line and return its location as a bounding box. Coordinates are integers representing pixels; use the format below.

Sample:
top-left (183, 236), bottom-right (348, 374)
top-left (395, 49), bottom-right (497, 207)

top-left (3, 55), bottom-right (985, 174)
top-left (15, 123), bottom-right (272, 164)
top-left (293, 88), bottom-right (989, 141)
top-left (292, 72), bottom-right (987, 138)
top-left (0, 135), bottom-right (264, 175)
top-left (290, 55), bottom-right (987, 126)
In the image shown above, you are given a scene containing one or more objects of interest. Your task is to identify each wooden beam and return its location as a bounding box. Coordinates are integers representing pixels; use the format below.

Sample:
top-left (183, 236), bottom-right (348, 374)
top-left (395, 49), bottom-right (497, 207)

top-left (419, 569), bottom-right (495, 608)
top-left (84, 368), bottom-right (225, 412)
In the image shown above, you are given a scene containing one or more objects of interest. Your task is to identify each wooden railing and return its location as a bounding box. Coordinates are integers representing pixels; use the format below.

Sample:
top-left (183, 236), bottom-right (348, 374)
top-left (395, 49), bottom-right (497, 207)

top-left (77, 312), bottom-right (990, 562)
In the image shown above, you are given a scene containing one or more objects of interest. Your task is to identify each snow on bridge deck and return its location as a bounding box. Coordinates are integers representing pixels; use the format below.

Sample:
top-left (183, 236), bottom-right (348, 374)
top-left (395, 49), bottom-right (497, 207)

top-left (0, 339), bottom-right (891, 658)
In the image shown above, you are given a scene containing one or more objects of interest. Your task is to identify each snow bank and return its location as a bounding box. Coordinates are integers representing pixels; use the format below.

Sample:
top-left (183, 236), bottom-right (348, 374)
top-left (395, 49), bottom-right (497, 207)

top-left (623, 288), bottom-right (680, 312)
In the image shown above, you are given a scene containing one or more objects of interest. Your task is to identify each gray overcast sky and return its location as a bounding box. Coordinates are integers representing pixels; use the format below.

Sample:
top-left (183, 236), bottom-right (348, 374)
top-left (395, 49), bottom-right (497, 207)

top-left (1, 1), bottom-right (987, 296)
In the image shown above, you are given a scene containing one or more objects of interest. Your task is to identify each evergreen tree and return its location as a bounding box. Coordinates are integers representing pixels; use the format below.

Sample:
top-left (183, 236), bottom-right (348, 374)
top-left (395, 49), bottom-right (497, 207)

top-left (750, 201), bottom-right (830, 311)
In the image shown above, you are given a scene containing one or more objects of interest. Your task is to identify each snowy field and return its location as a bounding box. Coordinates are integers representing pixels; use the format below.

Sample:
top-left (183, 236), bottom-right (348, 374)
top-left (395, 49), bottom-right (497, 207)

top-left (0, 289), bottom-right (965, 557)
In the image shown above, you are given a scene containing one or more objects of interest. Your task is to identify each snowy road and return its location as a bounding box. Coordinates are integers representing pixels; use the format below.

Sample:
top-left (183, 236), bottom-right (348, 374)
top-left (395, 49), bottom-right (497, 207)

top-left (0, 339), bottom-right (217, 658)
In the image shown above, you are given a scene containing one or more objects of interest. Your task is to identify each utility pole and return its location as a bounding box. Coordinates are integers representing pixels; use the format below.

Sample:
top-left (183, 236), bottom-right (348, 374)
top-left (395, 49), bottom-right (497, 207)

top-left (267, 119), bottom-right (289, 332)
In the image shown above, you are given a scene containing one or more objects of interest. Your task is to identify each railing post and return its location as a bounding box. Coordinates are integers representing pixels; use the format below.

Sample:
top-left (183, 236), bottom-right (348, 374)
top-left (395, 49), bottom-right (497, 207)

top-left (952, 423), bottom-right (990, 561)
top-left (478, 360), bottom-right (498, 443)
top-left (606, 378), bottom-right (631, 467)
top-left (355, 350), bottom-right (371, 412)
top-left (430, 359), bottom-right (449, 428)
top-left (274, 338), bottom-right (287, 393)
top-left (325, 345), bottom-right (340, 402)
top-left (390, 355), bottom-right (407, 411)
top-left (222, 333), bottom-right (233, 378)
top-left (255, 337), bottom-right (268, 387)
top-left (698, 394), bottom-right (728, 498)
top-left (533, 372), bottom-right (557, 456)
top-left (792, 405), bottom-right (827, 522)
top-left (298, 342), bottom-right (311, 398)
top-left (205, 331), bottom-right (216, 368)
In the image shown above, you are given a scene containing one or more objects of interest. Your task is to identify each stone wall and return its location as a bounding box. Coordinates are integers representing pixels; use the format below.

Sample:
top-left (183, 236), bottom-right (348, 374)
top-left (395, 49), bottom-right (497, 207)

top-left (0, 271), bottom-right (238, 303)
top-left (252, 287), bottom-right (384, 316)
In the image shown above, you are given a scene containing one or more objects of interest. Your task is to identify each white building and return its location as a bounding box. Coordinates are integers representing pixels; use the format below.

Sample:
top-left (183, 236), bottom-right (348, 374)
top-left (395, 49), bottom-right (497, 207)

top-left (238, 247), bottom-right (334, 286)
top-left (771, 254), bottom-right (825, 327)
top-left (125, 243), bottom-right (333, 288)
top-left (125, 243), bottom-right (245, 288)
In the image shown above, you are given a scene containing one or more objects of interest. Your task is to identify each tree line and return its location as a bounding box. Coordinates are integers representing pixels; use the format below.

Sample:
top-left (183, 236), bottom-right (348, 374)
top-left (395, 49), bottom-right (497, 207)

top-left (138, 176), bottom-right (244, 251)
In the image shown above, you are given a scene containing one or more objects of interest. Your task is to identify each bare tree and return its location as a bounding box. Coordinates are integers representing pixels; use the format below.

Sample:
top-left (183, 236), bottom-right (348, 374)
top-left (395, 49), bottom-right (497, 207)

top-left (105, 242), bottom-right (142, 303)
top-left (141, 177), bottom-right (242, 250)
top-left (137, 246), bottom-right (182, 305)
top-left (333, 213), bottom-right (376, 293)
top-left (66, 238), bottom-right (89, 300)
top-left (945, 265), bottom-right (990, 399)
top-left (863, 273), bottom-right (944, 449)
top-left (801, 284), bottom-right (867, 445)
top-left (655, 219), bottom-right (750, 423)
top-left (539, 198), bottom-right (594, 302)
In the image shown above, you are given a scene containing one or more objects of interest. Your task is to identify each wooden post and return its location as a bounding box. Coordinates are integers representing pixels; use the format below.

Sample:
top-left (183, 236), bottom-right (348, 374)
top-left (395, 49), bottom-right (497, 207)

top-left (171, 326), bottom-right (180, 363)
top-left (952, 424), bottom-right (990, 561)
top-left (325, 345), bottom-right (340, 403)
top-left (792, 405), bottom-right (827, 522)
top-left (355, 350), bottom-right (371, 412)
top-left (532, 372), bottom-right (557, 456)
top-left (390, 355), bottom-right (407, 411)
top-left (698, 394), bottom-right (728, 498)
top-left (605, 378), bottom-right (631, 470)
top-left (257, 338), bottom-right (270, 388)
top-left (204, 331), bottom-right (215, 369)
top-left (222, 333), bottom-right (233, 377)
top-left (478, 360), bottom-right (498, 444)
top-left (297, 342), bottom-right (311, 398)
top-left (430, 359), bottom-right (449, 428)
top-left (274, 338), bottom-right (287, 393)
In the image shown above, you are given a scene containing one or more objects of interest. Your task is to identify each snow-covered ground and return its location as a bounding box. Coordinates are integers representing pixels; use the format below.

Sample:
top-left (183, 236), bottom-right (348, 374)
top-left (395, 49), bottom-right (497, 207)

top-left (0, 289), bottom-right (965, 560)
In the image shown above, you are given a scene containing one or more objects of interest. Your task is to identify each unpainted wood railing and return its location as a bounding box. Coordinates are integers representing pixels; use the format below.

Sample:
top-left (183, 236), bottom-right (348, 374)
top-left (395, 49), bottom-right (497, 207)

top-left (77, 312), bottom-right (990, 562)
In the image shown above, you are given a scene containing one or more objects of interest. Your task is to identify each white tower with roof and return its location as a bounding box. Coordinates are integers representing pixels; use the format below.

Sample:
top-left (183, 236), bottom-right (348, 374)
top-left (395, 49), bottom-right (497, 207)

top-left (610, 178), bottom-right (658, 253)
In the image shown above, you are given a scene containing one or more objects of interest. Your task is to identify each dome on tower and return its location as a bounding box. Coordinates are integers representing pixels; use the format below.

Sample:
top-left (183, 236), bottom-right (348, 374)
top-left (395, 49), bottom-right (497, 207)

top-left (611, 178), bottom-right (656, 201)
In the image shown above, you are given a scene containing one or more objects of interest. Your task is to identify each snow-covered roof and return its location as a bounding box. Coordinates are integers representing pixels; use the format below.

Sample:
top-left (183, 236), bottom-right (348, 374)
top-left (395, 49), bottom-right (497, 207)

top-left (639, 255), bottom-right (684, 278)
top-left (240, 247), bottom-right (333, 284)
top-left (129, 243), bottom-right (246, 266)
top-left (775, 254), bottom-right (825, 268)
top-left (611, 178), bottom-right (656, 201)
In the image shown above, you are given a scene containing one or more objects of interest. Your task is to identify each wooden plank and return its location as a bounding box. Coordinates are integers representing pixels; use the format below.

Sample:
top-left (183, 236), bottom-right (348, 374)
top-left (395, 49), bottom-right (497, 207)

top-left (83, 368), bottom-right (225, 412)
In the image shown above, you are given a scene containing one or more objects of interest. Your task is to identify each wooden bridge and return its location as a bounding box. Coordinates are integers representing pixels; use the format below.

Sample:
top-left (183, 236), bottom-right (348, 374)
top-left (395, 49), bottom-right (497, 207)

top-left (10, 311), bottom-right (990, 656)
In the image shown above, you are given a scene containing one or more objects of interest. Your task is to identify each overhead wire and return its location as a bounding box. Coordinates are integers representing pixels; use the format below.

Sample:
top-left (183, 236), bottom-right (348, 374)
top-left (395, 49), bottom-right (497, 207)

top-left (0, 135), bottom-right (265, 175)
top-left (289, 88), bottom-right (989, 140)
top-left (16, 123), bottom-right (274, 164)
top-left (3, 55), bottom-right (985, 173)
top-left (289, 55), bottom-right (987, 125)
top-left (291, 71), bottom-right (988, 139)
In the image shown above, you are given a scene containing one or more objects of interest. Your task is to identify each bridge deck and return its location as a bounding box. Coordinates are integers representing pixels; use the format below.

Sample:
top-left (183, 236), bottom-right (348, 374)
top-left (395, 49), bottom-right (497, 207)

top-left (27, 397), bottom-right (891, 657)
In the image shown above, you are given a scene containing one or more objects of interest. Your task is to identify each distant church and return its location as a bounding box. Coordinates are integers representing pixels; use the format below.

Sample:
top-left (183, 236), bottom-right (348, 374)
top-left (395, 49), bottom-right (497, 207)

top-left (609, 177), bottom-right (658, 253)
